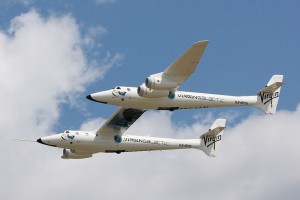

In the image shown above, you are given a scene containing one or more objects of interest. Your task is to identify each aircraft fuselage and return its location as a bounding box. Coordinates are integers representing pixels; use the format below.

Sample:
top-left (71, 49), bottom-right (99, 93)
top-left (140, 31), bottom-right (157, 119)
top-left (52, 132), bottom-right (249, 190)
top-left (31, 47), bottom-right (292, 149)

top-left (38, 131), bottom-right (201, 155)
top-left (87, 86), bottom-right (258, 111)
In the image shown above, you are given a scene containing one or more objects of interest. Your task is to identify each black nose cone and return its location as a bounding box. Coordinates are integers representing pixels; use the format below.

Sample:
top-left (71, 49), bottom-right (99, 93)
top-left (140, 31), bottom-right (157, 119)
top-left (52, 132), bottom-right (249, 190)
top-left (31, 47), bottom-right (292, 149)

top-left (86, 94), bottom-right (107, 104)
top-left (36, 138), bottom-right (56, 147)
top-left (37, 138), bottom-right (43, 144)
top-left (86, 95), bottom-right (94, 101)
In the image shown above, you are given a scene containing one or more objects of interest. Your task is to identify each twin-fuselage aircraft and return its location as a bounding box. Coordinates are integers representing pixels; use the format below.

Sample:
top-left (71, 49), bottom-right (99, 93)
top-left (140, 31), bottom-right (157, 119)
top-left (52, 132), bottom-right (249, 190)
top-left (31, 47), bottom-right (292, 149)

top-left (37, 40), bottom-right (284, 159)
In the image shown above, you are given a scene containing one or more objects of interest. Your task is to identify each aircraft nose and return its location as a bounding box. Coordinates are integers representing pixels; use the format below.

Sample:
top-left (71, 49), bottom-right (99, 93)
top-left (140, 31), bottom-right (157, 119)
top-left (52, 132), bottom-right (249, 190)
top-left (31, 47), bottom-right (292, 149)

top-left (86, 94), bottom-right (101, 103)
top-left (86, 93), bottom-right (108, 104)
top-left (86, 94), bottom-right (95, 101)
top-left (36, 137), bottom-right (57, 147)
top-left (37, 138), bottom-right (43, 144)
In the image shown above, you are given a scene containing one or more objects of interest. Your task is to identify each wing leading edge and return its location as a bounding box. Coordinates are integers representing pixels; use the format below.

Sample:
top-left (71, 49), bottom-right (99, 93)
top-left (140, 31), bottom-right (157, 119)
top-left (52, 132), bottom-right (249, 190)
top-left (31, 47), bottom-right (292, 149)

top-left (96, 107), bottom-right (146, 136)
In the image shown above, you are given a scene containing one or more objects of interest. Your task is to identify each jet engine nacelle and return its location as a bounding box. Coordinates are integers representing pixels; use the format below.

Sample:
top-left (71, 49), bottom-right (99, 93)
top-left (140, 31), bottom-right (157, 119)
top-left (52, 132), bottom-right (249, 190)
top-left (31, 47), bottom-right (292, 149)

top-left (61, 149), bottom-right (92, 159)
top-left (145, 73), bottom-right (177, 90)
top-left (137, 83), bottom-right (169, 98)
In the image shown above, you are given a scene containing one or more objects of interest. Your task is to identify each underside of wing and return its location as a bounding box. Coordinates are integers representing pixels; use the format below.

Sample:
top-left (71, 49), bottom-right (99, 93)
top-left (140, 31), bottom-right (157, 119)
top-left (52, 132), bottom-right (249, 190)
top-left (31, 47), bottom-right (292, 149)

top-left (163, 40), bottom-right (208, 88)
top-left (96, 107), bottom-right (146, 136)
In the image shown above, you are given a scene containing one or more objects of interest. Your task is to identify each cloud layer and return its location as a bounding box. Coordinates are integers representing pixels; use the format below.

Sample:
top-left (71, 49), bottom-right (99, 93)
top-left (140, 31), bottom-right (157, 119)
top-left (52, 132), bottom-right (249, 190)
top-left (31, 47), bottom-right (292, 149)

top-left (77, 108), bottom-right (300, 200)
top-left (0, 10), bottom-right (121, 138)
top-left (0, 10), bottom-right (121, 199)
top-left (0, 10), bottom-right (299, 200)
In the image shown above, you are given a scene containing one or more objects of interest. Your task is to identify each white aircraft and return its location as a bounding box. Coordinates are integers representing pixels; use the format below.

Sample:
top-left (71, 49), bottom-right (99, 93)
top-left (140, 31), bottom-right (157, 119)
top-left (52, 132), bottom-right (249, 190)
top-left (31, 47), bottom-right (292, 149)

top-left (87, 40), bottom-right (284, 114)
top-left (37, 108), bottom-right (226, 159)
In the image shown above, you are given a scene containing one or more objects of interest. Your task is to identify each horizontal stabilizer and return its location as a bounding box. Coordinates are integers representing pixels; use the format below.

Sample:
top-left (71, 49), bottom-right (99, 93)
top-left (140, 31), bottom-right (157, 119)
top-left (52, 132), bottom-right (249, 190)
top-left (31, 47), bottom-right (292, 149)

top-left (256, 81), bottom-right (283, 95)
top-left (200, 126), bottom-right (226, 138)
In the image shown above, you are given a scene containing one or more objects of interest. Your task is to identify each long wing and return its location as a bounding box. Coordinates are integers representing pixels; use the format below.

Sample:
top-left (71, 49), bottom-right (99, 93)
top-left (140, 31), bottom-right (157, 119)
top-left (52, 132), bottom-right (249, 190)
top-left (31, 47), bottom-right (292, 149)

top-left (163, 40), bottom-right (208, 89)
top-left (96, 107), bottom-right (146, 136)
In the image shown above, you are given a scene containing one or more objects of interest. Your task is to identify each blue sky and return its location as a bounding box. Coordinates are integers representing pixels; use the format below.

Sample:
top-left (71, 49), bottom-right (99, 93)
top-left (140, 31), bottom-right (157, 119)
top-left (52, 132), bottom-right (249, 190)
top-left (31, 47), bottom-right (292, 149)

top-left (1, 1), bottom-right (299, 199)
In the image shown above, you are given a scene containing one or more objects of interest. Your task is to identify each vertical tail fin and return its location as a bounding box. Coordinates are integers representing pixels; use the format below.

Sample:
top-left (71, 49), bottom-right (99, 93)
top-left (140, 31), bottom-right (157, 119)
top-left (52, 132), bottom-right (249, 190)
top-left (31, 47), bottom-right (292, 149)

top-left (255, 75), bottom-right (284, 114)
top-left (199, 119), bottom-right (226, 157)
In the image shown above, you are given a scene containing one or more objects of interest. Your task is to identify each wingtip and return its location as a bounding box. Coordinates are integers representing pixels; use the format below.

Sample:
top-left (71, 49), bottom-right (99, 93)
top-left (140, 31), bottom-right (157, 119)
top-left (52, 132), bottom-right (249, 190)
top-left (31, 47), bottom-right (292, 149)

top-left (192, 40), bottom-right (209, 48)
top-left (194, 40), bottom-right (209, 44)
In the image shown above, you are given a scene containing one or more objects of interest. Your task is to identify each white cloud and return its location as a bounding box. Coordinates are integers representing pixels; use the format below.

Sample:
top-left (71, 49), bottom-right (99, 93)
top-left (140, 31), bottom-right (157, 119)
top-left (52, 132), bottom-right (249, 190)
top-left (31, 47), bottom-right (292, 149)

top-left (0, 10), bottom-right (122, 137)
top-left (80, 117), bottom-right (106, 131)
top-left (0, 10), bottom-right (122, 199)
top-left (83, 26), bottom-right (108, 48)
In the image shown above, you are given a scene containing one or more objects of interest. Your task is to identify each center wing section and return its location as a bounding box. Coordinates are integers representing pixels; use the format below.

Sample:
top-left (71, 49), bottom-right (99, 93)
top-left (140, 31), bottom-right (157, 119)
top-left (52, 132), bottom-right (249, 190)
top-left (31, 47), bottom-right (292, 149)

top-left (96, 107), bottom-right (146, 136)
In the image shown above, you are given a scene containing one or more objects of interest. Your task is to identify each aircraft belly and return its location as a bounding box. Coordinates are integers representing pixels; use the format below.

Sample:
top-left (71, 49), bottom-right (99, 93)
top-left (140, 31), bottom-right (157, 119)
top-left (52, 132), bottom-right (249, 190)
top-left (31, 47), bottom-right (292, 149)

top-left (77, 137), bottom-right (197, 151)
top-left (120, 93), bottom-right (258, 110)
top-left (118, 99), bottom-right (202, 110)
top-left (116, 98), bottom-right (161, 109)
top-left (64, 140), bottom-right (116, 152)
top-left (118, 137), bottom-right (200, 152)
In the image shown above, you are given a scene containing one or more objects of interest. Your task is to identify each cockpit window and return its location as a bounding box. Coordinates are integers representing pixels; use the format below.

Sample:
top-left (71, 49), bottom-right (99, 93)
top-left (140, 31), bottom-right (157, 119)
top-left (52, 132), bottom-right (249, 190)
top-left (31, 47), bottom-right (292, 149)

top-left (116, 86), bottom-right (121, 89)
top-left (65, 130), bottom-right (70, 133)
top-left (67, 133), bottom-right (75, 139)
